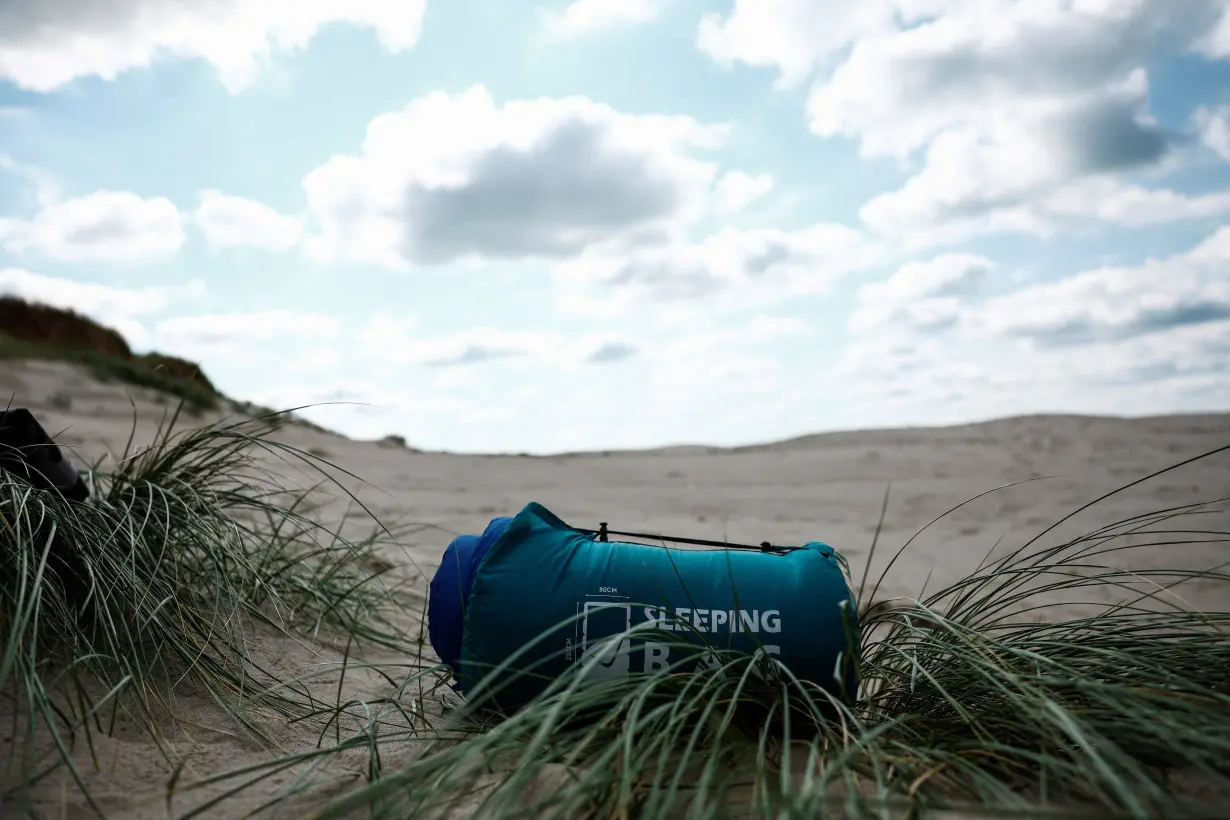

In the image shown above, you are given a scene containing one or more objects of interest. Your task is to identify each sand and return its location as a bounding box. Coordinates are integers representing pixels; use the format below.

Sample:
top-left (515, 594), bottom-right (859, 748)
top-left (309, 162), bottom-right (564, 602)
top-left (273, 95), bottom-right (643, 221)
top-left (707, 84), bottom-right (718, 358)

top-left (2, 358), bottom-right (1229, 818)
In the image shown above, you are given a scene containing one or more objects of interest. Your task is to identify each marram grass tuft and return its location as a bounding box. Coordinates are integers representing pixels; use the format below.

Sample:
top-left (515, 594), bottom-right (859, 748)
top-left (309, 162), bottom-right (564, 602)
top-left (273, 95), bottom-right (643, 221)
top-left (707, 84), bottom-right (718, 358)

top-left (0, 405), bottom-right (423, 817)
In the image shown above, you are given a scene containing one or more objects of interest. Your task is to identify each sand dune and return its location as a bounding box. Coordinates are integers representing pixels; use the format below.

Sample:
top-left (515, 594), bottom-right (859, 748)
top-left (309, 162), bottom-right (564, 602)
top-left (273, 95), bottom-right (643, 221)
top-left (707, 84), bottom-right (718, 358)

top-left (3, 358), bottom-right (1229, 817)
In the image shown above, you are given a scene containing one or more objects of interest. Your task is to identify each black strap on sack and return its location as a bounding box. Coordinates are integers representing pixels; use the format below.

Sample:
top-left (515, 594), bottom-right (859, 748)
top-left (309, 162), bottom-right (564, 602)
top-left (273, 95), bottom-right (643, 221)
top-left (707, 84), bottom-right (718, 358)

top-left (576, 522), bottom-right (802, 555)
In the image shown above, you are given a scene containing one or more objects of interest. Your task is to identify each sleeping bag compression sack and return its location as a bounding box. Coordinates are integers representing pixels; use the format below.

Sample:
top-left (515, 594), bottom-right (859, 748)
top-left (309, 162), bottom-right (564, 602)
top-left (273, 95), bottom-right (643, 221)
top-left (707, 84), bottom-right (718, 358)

top-left (428, 502), bottom-right (861, 710)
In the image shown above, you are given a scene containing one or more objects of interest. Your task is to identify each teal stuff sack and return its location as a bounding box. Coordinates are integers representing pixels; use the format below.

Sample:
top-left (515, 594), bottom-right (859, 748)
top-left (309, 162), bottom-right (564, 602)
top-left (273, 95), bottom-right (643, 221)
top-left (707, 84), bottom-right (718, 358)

top-left (452, 502), bottom-right (861, 710)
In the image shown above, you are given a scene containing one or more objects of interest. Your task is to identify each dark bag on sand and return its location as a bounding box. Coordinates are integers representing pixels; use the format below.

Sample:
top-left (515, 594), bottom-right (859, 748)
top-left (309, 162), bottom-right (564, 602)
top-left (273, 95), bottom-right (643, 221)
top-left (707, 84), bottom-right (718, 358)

top-left (0, 407), bottom-right (92, 608)
top-left (0, 408), bottom-right (90, 502)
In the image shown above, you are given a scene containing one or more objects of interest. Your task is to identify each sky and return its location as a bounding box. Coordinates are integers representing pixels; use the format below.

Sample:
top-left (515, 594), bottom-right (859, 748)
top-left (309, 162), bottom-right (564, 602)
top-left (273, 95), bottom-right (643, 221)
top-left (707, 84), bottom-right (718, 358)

top-left (0, 0), bottom-right (1229, 454)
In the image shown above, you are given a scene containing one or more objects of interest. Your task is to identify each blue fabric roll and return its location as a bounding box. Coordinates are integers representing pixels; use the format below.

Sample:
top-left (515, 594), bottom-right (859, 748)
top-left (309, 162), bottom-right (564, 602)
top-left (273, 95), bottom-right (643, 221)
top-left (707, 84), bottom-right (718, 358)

top-left (427, 515), bottom-right (513, 677)
top-left (428, 503), bottom-right (860, 710)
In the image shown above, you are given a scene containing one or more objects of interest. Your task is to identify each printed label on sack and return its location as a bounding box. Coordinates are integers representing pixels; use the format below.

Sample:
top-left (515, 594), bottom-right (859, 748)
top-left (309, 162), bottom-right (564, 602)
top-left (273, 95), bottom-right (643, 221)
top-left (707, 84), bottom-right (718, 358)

top-left (574, 591), bottom-right (791, 679)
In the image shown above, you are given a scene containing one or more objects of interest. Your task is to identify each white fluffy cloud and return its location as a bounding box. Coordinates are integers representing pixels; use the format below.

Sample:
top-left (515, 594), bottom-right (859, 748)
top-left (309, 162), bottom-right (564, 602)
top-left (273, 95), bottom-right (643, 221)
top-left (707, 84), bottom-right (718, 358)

top-left (860, 147), bottom-right (1230, 245)
top-left (0, 267), bottom-right (204, 348)
top-left (0, 267), bottom-right (197, 315)
top-left (0, 0), bottom-right (426, 92)
top-left (354, 319), bottom-right (641, 369)
top-left (584, 340), bottom-right (639, 364)
top-left (0, 191), bottom-right (184, 262)
top-left (393, 328), bottom-right (560, 368)
top-left (976, 226), bottom-right (1230, 347)
top-left (556, 222), bottom-right (885, 308)
top-left (1021, 179), bottom-right (1230, 229)
top-left (543, 0), bottom-right (667, 39)
top-left (711, 170), bottom-right (774, 214)
top-left (1057, 322), bottom-right (1229, 393)
top-left (850, 253), bottom-right (992, 332)
top-left (701, 1), bottom-right (1230, 242)
top-left (194, 190), bottom-right (303, 252)
top-left (835, 333), bottom-right (1003, 408)
top-left (799, 1), bottom-right (1218, 159)
top-left (356, 315), bottom-right (420, 363)
top-left (855, 75), bottom-right (1179, 235)
top-left (152, 310), bottom-right (344, 366)
top-left (1194, 2), bottom-right (1230, 59)
top-left (635, 313), bottom-right (814, 413)
top-left (837, 224), bottom-right (1230, 415)
top-left (0, 154), bottom-right (61, 210)
top-left (1194, 105), bottom-right (1230, 161)
top-left (302, 85), bottom-right (725, 268)
top-left (348, 315), bottom-right (806, 410)
top-left (697, 0), bottom-right (901, 88)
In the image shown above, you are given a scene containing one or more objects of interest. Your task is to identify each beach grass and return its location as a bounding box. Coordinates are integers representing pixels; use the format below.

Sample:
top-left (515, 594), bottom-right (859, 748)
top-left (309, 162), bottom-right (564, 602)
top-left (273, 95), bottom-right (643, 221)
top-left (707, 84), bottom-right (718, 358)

top-left (294, 458), bottom-right (1230, 819)
top-left (2, 404), bottom-right (1228, 819)
top-left (0, 404), bottom-right (426, 816)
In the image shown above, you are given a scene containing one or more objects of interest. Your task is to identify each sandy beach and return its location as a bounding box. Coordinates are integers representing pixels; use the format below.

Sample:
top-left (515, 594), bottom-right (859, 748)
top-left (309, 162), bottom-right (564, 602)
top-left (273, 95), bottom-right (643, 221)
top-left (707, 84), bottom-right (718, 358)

top-left (3, 358), bottom-right (1229, 818)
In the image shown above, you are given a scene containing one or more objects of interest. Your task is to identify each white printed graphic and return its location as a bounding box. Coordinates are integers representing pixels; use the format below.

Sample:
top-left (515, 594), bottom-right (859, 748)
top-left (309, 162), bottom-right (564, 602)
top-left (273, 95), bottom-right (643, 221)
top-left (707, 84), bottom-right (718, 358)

top-left (580, 601), bottom-right (633, 679)
top-left (573, 595), bottom-right (803, 676)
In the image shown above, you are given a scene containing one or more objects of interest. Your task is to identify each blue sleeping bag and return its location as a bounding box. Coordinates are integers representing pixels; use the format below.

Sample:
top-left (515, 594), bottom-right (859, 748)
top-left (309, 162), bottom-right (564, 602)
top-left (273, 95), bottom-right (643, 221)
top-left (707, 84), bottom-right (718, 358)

top-left (427, 514), bottom-right (514, 678)
top-left (427, 502), bottom-right (860, 709)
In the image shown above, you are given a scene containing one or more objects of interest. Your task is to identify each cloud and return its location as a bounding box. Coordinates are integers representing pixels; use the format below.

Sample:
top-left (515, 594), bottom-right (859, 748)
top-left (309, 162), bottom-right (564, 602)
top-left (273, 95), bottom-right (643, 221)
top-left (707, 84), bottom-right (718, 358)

top-left (302, 85), bottom-right (724, 268)
top-left (0, 267), bottom-right (194, 314)
top-left (584, 340), bottom-right (638, 364)
top-left (1062, 322), bottom-right (1230, 389)
top-left (543, 0), bottom-right (666, 39)
top-left (152, 310), bottom-right (343, 365)
top-left (194, 190), bottom-right (303, 251)
top-left (976, 226), bottom-right (1230, 347)
top-left (556, 222), bottom-right (885, 306)
top-left (0, 190), bottom-right (184, 262)
top-left (0, 0), bottom-right (426, 93)
top-left (0, 267), bottom-right (204, 348)
top-left (836, 225), bottom-right (1230, 420)
top-left (641, 313), bottom-right (811, 402)
top-left (860, 252), bottom-right (991, 303)
top-left (702, 1), bottom-right (1229, 242)
top-left (698, 0), bottom-right (1216, 112)
top-left (249, 379), bottom-right (469, 441)
top-left (356, 315), bottom-right (420, 363)
top-left (856, 78), bottom-right (1188, 238)
top-left (866, 175), bottom-right (1230, 248)
top-left (1193, 2), bottom-right (1230, 59)
top-left (859, 106), bottom-right (1230, 243)
top-left (1194, 105), bottom-right (1230, 161)
top-left (835, 333), bottom-right (998, 405)
top-left (842, 326), bottom-right (1230, 424)
top-left (850, 253), bottom-right (993, 332)
top-left (354, 322), bottom-right (627, 369)
top-left (711, 170), bottom-right (774, 214)
top-left (245, 312), bottom-right (819, 452)
top-left (801, 1), bottom-right (1218, 158)
top-left (741, 313), bottom-right (812, 339)
top-left (0, 154), bottom-right (61, 210)
top-left (697, 0), bottom-right (898, 89)
top-left (424, 343), bottom-right (529, 368)
top-left (1020, 179), bottom-right (1230, 229)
